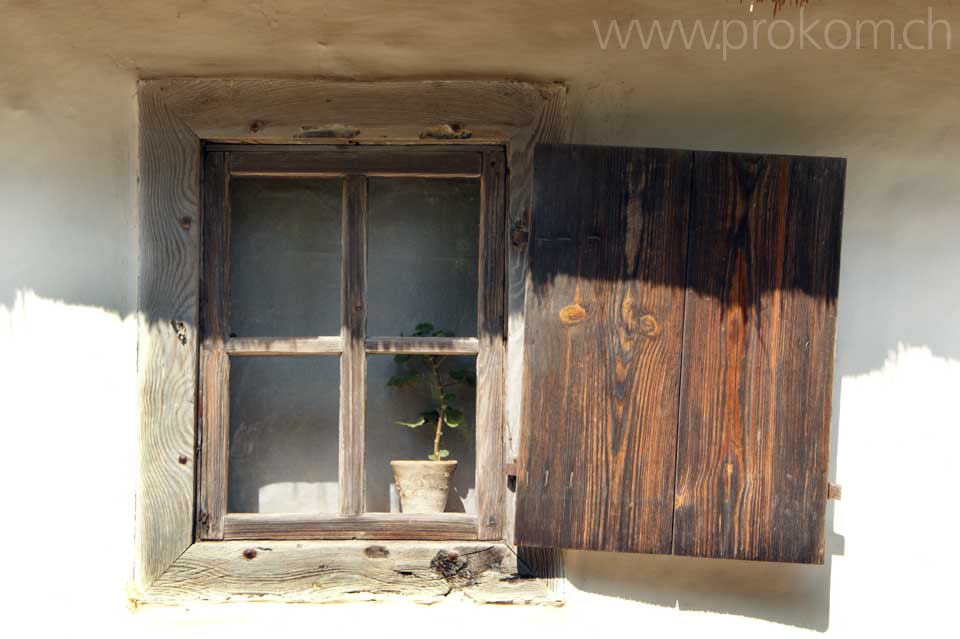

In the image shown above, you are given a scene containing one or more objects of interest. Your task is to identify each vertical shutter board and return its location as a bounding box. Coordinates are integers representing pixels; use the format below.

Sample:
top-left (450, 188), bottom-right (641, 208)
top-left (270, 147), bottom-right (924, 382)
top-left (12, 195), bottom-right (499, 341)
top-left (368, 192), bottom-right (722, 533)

top-left (516, 144), bottom-right (691, 553)
top-left (673, 152), bottom-right (845, 564)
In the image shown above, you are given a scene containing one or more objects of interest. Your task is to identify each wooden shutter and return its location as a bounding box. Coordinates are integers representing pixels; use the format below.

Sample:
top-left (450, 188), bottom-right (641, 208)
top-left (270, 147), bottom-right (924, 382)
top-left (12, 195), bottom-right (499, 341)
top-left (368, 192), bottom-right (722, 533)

top-left (515, 144), bottom-right (692, 553)
top-left (673, 153), bottom-right (845, 564)
top-left (515, 144), bottom-right (845, 564)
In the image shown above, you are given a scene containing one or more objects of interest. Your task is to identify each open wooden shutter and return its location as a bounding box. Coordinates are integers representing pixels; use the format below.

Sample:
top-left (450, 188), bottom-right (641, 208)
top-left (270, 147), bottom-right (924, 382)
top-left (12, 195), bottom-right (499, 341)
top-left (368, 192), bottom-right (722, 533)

top-left (673, 153), bottom-right (845, 564)
top-left (515, 144), bottom-right (693, 553)
top-left (515, 144), bottom-right (845, 564)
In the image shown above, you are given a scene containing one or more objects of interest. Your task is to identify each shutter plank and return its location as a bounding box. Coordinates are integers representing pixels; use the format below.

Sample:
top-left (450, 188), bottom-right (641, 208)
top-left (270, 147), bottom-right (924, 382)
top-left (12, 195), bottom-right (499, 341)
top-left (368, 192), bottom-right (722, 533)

top-left (673, 153), bottom-right (845, 564)
top-left (515, 144), bottom-right (691, 553)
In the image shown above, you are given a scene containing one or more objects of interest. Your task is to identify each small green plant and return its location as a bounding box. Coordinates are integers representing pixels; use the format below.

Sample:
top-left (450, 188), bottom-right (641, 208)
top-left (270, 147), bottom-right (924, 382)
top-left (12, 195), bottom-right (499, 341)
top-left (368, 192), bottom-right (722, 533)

top-left (387, 323), bottom-right (476, 461)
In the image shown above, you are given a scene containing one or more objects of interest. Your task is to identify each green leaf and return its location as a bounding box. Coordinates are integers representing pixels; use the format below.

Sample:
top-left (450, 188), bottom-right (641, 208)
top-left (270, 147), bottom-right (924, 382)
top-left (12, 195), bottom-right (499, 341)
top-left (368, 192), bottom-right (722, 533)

top-left (432, 329), bottom-right (454, 337)
top-left (397, 417), bottom-right (426, 428)
top-left (450, 369), bottom-right (476, 387)
top-left (445, 407), bottom-right (464, 427)
top-left (420, 410), bottom-right (440, 424)
top-left (414, 322), bottom-right (434, 336)
top-left (387, 372), bottom-right (419, 388)
top-left (428, 450), bottom-right (450, 461)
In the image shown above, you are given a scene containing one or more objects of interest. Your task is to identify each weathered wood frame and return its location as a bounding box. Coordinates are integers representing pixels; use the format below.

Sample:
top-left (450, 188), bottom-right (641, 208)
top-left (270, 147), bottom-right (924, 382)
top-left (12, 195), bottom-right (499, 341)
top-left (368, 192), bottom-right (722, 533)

top-left (198, 145), bottom-right (505, 543)
top-left (135, 79), bottom-right (567, 604)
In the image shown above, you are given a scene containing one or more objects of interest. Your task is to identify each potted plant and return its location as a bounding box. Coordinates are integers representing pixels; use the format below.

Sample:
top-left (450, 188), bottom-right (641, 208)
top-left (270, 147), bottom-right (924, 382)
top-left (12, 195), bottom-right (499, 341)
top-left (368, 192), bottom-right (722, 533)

top-left (386, 323), bottom-right (475, 513)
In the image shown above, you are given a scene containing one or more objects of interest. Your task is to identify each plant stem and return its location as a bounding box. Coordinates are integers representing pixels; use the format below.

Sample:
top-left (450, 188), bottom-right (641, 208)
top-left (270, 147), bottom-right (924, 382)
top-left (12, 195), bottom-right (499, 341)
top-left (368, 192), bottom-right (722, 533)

top-left (430, 356), bottom-right (445, 460)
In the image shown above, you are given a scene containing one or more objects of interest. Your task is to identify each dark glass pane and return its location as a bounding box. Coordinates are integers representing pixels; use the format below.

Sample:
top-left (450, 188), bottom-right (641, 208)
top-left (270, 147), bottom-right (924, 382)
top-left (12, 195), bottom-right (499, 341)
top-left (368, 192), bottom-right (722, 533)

top-left (367, 178), bottom-right (479, 338)
top-left (228, 356), bottom-right (339, 514)
top-left (229, 178), bottom-right (341, 337)
top-left (364, 354), bottom-right (476, 514)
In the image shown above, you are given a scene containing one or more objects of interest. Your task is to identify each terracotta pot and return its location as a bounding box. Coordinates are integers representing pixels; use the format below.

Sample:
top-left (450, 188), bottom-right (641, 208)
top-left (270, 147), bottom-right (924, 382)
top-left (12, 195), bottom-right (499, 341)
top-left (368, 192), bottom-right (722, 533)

top-left (390, 460), bottom-right (457, 513)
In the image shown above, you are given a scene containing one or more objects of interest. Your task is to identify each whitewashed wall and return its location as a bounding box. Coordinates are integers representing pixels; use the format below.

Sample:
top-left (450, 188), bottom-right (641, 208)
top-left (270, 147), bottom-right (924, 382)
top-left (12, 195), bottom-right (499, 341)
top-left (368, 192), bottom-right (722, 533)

top-left (1, 2), bottom-right (957, 637)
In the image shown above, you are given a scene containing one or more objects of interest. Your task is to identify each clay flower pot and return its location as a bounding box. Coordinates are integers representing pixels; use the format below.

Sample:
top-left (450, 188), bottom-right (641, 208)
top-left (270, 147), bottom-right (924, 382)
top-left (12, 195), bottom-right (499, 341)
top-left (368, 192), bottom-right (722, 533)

top-left (390, 460), bottom-right (457, 513)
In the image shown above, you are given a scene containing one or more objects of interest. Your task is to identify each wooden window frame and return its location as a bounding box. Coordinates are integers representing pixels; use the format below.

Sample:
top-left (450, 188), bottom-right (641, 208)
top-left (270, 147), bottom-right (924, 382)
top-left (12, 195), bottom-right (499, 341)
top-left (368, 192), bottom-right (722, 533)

top-left (198, 145), bottom-right (506, 542)
top-left (134, 79), bottom-right (567, 605)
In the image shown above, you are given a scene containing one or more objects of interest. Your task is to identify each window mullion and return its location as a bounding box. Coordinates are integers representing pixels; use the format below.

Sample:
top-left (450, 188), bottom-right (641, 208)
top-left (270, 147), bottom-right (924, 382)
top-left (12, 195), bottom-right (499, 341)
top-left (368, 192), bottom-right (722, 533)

top-left (339, 174), bottom-right (368, 517)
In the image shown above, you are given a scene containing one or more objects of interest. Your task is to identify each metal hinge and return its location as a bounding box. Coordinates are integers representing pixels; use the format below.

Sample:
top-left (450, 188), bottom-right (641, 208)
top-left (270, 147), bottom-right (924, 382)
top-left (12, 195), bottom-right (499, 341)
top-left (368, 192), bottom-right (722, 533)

top-left (828, 483), bottom-right (842, 501)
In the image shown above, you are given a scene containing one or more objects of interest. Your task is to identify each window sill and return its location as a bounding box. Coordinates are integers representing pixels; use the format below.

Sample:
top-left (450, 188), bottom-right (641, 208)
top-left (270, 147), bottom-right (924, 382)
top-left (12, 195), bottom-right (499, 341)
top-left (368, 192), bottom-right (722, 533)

top-left (135, 540), bottom-right (562, 606)
top-left (218, 513), bottom-right (479, 540)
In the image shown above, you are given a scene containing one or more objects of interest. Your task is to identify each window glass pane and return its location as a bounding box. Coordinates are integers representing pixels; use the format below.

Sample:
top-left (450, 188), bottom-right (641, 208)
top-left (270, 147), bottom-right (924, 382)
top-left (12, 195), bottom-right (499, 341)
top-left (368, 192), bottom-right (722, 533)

top-left (364, 354), bottom-right (476, 514)
top-left (228, 356), bottom-right (339, 514)
top-left (367, 178), bottom-right (479, 337)
top-left (229, 178), bottom-right (341, 337)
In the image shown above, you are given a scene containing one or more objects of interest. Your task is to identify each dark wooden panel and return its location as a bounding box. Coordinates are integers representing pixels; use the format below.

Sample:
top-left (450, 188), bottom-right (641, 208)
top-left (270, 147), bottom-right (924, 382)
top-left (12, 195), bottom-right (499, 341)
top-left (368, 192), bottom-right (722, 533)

top-left (673, 152), bottom-right (845, 564)
top-left (515, 144), bottom-right (692, 553)
top-left (198, 151), bottom-right (230, 540)
top-left (229, 146), bottom-right (482, 177)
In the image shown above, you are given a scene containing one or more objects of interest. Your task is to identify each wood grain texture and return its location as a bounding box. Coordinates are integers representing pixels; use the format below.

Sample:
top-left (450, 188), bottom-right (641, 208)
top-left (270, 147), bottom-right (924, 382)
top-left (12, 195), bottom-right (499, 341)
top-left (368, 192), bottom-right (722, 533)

top-left (140, 541), bottom-right (560, 606)
top-left (476, 148), bottom-right (508, 540)
top-left (153, 79), bottom-right (552, 142)
top-left (226, 336), bottom-right (343, 355)
top-left (197, 151), bottom-right (230, 540)
top-left (135, 82), bottom-right (202, 586)
top-left (500, 84), bottom-right (567, 591)
top-left (340, 175), bottom-right (367, 517)
top-left (673, 152), bottom-right (845, 564)
top-left (222, 513), bottom-right (477, 540)
top-left (364, 336), bottom-right (479, 354)
top-left (229, 146), bottom-right (483, 177)
top-left (515, 144), bottom-right (692, 553)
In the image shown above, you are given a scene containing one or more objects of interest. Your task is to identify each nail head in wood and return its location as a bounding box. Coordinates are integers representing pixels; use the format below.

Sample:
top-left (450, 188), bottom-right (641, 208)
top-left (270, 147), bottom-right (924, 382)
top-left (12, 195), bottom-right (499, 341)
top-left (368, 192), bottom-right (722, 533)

top-left (178, 454), bottom-right (188, 465)
top-left (170, 320), bottom-right (188, 345)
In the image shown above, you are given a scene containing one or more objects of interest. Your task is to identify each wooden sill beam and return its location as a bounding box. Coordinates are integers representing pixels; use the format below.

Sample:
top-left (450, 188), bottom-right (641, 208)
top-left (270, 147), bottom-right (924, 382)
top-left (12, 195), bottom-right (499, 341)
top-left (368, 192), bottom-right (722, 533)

top-left (222, 513), bottom-right (478, 540)
top-left (138, 541), bottom-right (561, 606)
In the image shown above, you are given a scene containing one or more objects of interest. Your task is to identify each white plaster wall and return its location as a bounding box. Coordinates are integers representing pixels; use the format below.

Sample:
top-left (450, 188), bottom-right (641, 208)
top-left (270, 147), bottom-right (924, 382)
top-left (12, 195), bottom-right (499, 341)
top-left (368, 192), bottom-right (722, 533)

top-left (1, 2), bottom-right (957, 637)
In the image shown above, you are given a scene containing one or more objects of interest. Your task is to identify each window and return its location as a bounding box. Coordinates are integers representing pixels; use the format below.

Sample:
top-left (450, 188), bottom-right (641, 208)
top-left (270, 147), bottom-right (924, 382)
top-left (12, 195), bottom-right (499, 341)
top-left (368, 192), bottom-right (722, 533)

top-left (136, 79), bottom-right (842, 606)
top-left (197, 146), bottom-right (507, 541)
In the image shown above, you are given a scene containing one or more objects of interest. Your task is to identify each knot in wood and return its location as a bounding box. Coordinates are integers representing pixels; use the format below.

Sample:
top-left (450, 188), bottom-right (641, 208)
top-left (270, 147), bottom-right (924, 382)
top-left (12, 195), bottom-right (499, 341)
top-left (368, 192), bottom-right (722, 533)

top-left (241, 548), bottom-right (258, 560)
top-left (559, 304), bottom-right (588, 326)
top-left (364, 545), bottom-right (390, 559)
top-left (430, 550), bottom-right (469, 582)
top-left (639, 314), bottom-right (659, 337)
